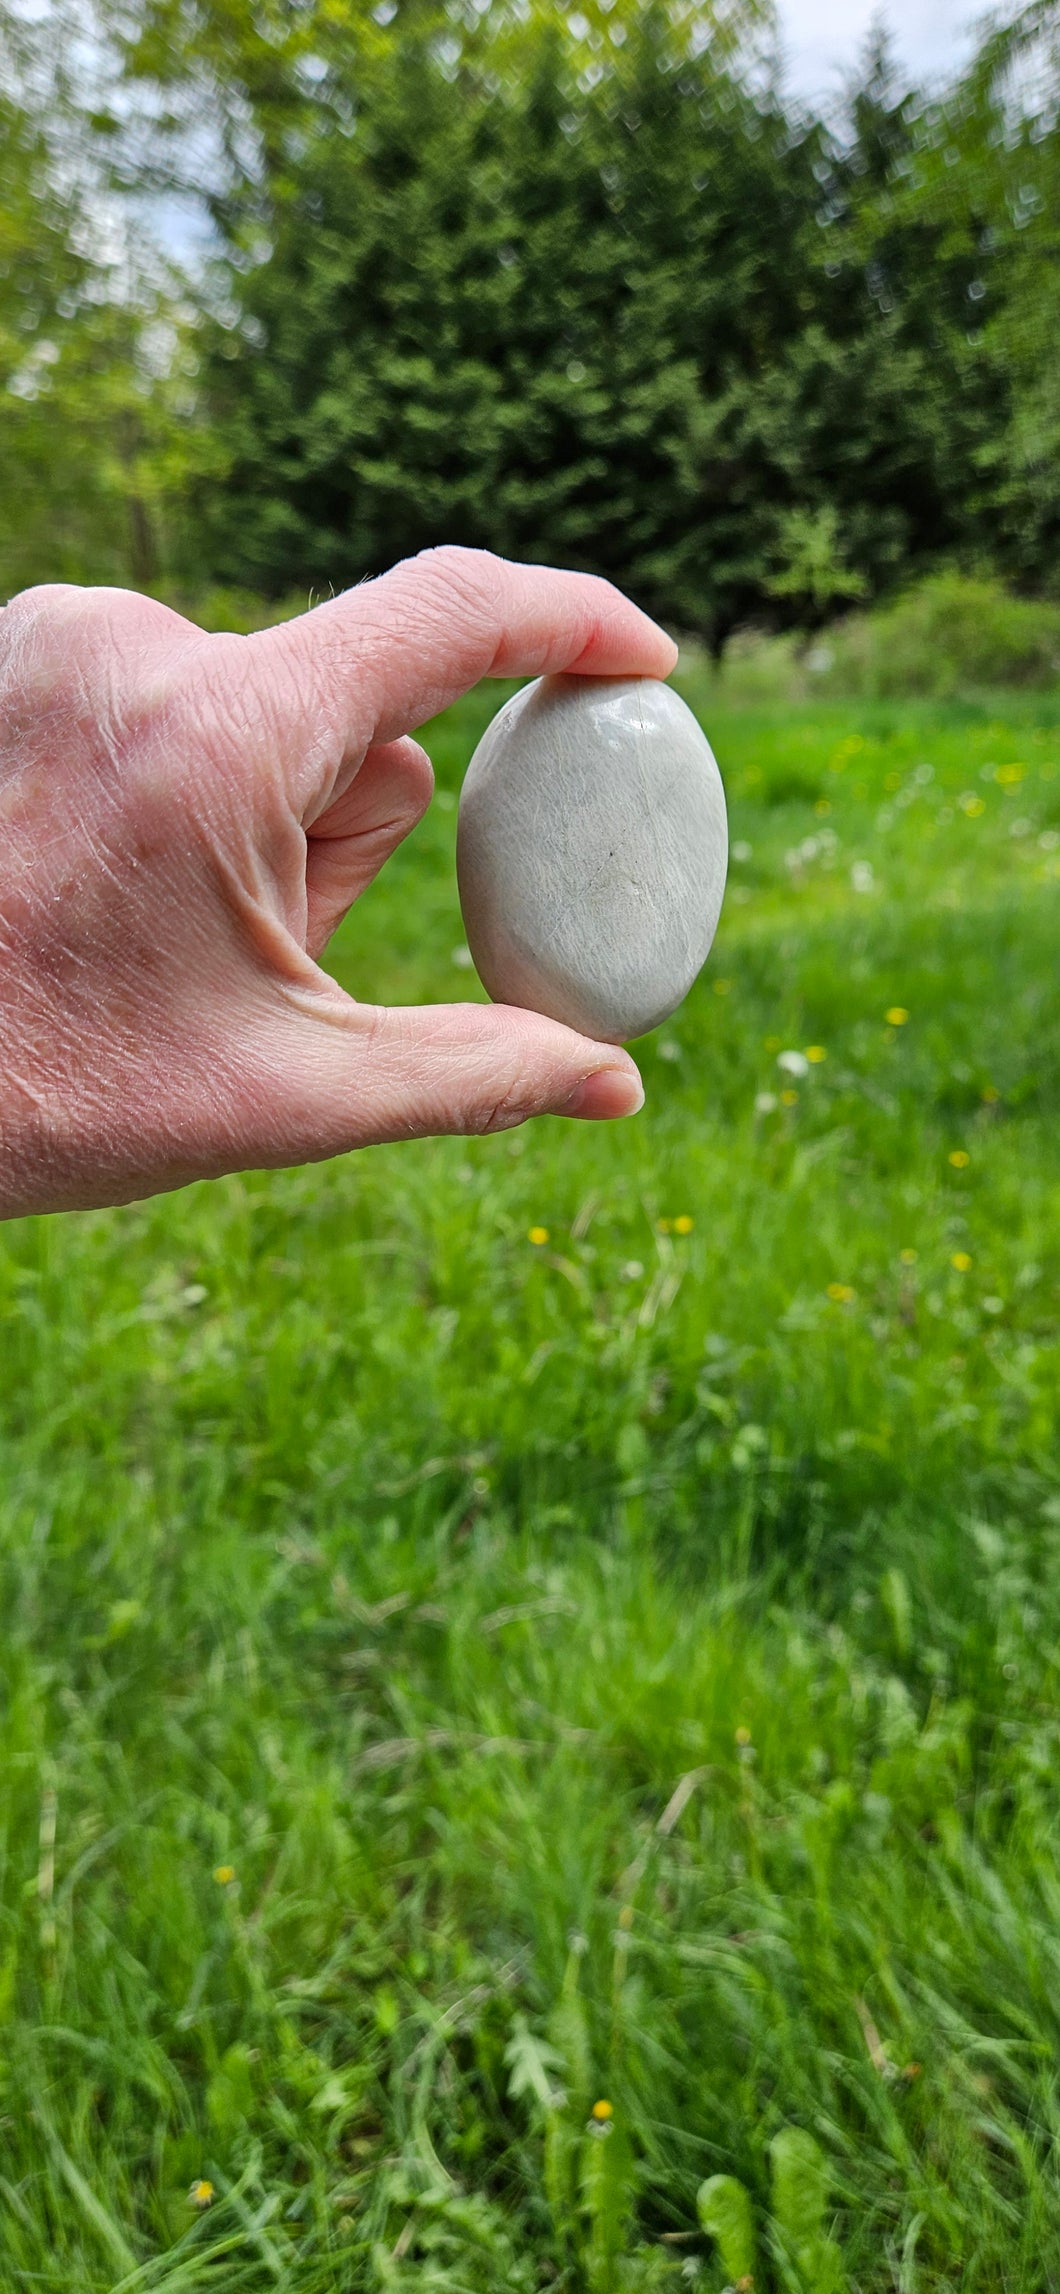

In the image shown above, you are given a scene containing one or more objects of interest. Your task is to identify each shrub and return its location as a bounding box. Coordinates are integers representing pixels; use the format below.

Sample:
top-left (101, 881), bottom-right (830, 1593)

top-left (819, 573), bottom-right (1060, 698)
top-left (702, 574), bottom-right (1060, 703)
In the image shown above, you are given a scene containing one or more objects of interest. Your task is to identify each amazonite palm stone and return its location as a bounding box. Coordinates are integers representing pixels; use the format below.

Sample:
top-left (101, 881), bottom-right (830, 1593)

top-left (456, 675), bottom-right (728, 1042)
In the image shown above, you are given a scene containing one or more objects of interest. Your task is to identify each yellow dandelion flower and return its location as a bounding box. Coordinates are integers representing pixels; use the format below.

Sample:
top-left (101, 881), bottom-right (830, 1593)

top-left (591, 2099), bottom-right (614, 2122)
top-left (780, 1088), bottom-right (799, 1107)
top-left (806, 1045), bottom-right (827, 1063)
top-left (734, 1725), bottom-right (752, 1747)
top-left (885, 1007), bottom-right (909, 1026)
top-left (948, 1150), bottom-right (970, 1169)
top-left (960, 793), bottom-right (986, 817)
top-left (900, 1249), bottom-right (918, 1266)
top-left (528, 1226), bottom-right (549, 1246)
top-left (213, 1865), bottom-right (235, 1886)
top-left (996, 763), bottom-right (1025, 785)
top-left (951, 1252), bottom-right (972, 1272)
top-left (673, 1214), bottom-right (694, 1235)
top-left (827, 1282), bottom-right (856, 1303)
top-left (189, 2180), bottom-right (215, 2209)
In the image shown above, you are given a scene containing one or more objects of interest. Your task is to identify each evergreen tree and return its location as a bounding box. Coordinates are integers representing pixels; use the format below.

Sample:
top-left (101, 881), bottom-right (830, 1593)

top-left (9, 0), bottom-right (1060, 625)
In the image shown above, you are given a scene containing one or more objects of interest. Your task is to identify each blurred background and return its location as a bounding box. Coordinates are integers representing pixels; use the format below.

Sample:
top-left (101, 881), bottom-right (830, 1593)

top-left (3, 4), bottom-right (1060, 2290)
top-left (3, 0), bottom-right (1060, 665)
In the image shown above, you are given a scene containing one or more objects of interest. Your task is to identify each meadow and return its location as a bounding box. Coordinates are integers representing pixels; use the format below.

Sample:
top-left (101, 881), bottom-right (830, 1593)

top-left (1, 665), bottom-right (1058, 2291)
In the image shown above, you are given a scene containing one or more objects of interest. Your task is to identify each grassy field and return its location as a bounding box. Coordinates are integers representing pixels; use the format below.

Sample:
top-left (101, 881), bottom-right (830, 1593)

top-left (1, 670), bottom-right (1059, 2291)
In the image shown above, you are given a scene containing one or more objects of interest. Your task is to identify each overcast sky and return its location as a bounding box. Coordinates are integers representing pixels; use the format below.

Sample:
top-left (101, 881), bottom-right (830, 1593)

top-left (776, 0), bottom-right (984, 102)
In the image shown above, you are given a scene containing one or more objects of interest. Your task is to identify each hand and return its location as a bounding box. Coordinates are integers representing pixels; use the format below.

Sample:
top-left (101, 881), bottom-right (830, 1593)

top-left (0, 547), bottom-right (677, 1217)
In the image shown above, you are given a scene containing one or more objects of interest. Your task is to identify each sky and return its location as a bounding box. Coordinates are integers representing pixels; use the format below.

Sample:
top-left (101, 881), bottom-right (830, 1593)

top-left (776, 0), bottom-right (983, 103)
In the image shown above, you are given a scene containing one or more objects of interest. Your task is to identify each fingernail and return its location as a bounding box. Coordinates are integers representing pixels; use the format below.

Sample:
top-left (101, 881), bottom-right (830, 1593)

top-left (560, 1066), bottom-right (645, 1121)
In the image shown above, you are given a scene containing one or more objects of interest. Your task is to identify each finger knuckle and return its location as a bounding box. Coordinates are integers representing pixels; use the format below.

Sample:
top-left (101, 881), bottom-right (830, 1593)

top-left (411, 544), bottom-right (502, 615)
top-left (1, 580), bottom-right (92, 629)
top-left (0, 585), bottom-right (88, 698)
top-left (472, 1077), bottom-right (533, 1136)
top-left (415, 542), bottom-right (497, 580)
top-left (0, 590), bottom-right (225, 867)
top-left (1, 585), bottom-right (188, 735)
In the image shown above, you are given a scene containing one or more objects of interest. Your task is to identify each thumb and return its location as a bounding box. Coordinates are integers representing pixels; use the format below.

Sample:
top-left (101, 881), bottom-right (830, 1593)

top-left (241, 990), bottom-right (644, 1164)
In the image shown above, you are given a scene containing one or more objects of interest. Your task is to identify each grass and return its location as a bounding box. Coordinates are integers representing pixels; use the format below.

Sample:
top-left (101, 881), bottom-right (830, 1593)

top-left (1, 670), bottom-right (1059, 2291)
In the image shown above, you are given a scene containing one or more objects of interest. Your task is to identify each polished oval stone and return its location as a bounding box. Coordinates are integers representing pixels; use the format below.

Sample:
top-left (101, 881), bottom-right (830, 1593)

top-left (456, 674), bottom-right (728, 1041)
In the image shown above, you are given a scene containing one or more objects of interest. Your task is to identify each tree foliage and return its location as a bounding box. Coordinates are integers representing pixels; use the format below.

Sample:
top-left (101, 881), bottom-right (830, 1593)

top-left (0, 1), bottom-right (194, 593)
top-left (3, 0), bottom-right (1060, 633)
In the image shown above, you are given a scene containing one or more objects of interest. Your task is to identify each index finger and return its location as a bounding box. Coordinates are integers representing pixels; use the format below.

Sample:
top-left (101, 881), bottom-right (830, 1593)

top-left (249, 546), bottom-right (678, 760)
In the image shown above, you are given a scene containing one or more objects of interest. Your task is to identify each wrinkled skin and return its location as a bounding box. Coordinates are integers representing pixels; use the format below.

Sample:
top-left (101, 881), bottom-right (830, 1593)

top-left (0, 547), bottom-right (676, 1218)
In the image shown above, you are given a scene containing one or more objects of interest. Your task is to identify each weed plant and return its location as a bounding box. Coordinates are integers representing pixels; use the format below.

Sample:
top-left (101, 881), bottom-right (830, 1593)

top-left (0, 673), bottom-right (1058, 2289)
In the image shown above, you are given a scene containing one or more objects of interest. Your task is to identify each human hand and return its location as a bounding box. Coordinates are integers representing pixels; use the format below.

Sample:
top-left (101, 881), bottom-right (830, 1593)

top-left (0, 548), bottom-right (677, 1217)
